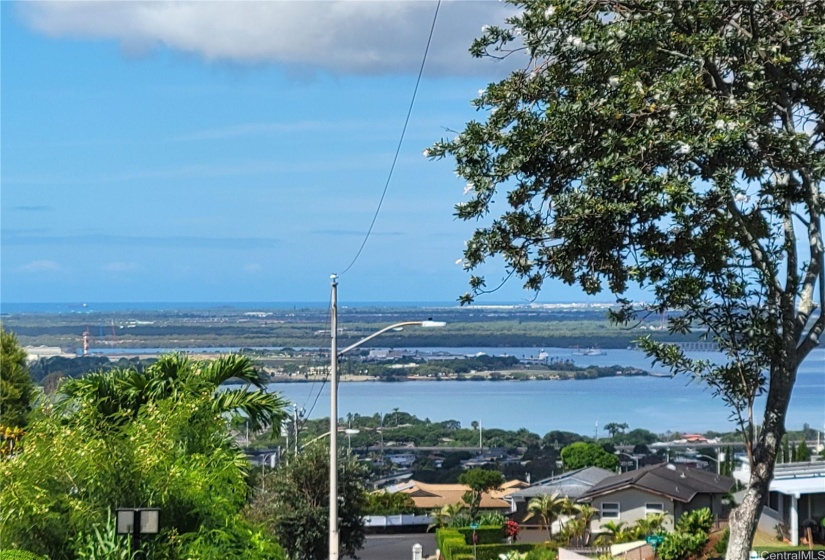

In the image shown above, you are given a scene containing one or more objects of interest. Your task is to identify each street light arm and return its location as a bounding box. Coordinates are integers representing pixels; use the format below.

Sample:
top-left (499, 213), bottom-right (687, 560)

top-left (338, 321), bottom-right (444, 356)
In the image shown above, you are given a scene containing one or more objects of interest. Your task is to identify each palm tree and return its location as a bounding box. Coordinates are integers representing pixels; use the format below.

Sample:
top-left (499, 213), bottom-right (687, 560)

top-left (525, 492), bottom-right (566, 539)
top-left (563, 517), bottom-right (587, 547)
top-left (557, 496), bottom-right (577, 534)
top-left (59, 353), bottom-right (288, 432)
top-left (574, 504), bottom-right (598, 545)
top-left (632, 512), bottom-right (671, 539)
top-left (598, 520), bottom-right (632, 544)
top-left (428, 502), bottom-right (466, 531)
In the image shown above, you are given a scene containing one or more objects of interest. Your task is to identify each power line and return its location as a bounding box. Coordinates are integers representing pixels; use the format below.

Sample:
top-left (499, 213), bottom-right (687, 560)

top-left (339, 0), bottom-right (442, 276)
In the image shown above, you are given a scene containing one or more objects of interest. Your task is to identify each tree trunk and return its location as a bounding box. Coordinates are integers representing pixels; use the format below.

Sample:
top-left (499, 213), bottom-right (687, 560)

top-left (726, 341), bottom-right (798, 560)
top-left (726, 460), bottom-right (771, 560)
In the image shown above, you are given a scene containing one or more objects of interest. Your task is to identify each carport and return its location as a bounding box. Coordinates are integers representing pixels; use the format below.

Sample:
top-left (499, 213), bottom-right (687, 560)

top-left (767, 463), bottom-right (825, 546)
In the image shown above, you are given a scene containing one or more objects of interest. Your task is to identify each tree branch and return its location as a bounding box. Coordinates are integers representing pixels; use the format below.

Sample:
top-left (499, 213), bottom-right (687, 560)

top-left (724, 200), bottom-right (783, 295)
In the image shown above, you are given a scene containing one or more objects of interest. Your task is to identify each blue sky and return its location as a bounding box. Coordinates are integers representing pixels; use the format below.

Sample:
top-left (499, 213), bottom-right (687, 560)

top-left (1, 1), bottom-right (623, 304)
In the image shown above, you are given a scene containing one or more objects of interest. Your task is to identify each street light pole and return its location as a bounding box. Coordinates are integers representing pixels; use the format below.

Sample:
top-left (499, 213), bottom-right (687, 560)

top-left (329, 274), bottom-right (340, 560)
top-left (327, 275), bottom-right (445, 560)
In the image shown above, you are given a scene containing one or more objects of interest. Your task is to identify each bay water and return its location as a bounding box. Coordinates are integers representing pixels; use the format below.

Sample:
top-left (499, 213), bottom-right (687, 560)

top-left (267, 346), bottom-right (824, 436)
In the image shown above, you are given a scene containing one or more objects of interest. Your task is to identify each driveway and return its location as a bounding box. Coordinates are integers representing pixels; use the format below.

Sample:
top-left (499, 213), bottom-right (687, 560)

top-left (352, 533), bottom-right (437, 560)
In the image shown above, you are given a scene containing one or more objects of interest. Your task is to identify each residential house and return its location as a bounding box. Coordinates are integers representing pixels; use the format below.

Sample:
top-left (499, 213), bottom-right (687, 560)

top-left (760, 462), bottom-right (825, 546)
top-left (505, 467), bottom-right (615, 525)
top-left (578, 463), bottom-right (734, 534)
top-left (386, 479), bottom-right (527, 514)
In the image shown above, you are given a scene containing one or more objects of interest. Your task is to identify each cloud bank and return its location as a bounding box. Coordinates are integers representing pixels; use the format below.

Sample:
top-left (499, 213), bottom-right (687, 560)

top-left (17, 1), bottom-right (517, 76)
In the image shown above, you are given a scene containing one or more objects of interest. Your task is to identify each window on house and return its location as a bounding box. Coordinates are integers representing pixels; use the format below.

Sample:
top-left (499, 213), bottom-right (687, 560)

top-left (646, 503), bottom-right (664, 515)
top-left (601, 502), bottom-right (620, 519)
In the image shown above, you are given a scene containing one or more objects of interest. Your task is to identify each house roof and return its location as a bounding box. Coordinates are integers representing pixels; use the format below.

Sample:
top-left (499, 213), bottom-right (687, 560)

top-left (390, 479), bottom-right (524, 510)
top-left (769, 462), bottom-right (825, 496)
top-left (509, 467), bottom-right (615, 500)
top-left (579, 463), bottom-right (734, 503)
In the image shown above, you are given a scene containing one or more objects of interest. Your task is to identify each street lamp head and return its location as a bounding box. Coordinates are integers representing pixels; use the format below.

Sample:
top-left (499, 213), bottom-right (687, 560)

top-left (420, 320), bottom-right (446, 328)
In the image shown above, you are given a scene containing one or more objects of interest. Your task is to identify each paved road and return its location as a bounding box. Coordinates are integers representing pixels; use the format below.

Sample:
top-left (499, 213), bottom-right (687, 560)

top-left (351, 529), bottom-right (548, 560)
top-left (352, 534), bottom-right (437, 560)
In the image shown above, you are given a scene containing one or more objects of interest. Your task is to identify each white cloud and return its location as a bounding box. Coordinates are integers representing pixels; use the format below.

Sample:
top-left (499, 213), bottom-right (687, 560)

top-left (102, 261), bottom-right (139, 272)
top-left (17, 1), bottom-right (517, 76)
top-left (15, 260), bottom-right (63, 273)
top-left (244, 263), bottom-right (263, 273)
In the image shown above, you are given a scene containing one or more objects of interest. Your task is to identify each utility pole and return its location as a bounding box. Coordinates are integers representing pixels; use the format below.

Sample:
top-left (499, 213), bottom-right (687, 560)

top-left (293, 404), bottom-right (300, 456)
top-left (329, 274), bottom-right (339, 560)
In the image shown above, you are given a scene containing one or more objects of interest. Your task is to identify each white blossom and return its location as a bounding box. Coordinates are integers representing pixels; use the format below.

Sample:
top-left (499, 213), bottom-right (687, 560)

top-left (616, 29), bottom-right (627, 39)
top-left (747, 81), bottom-right (756, 90)
top-left (478, 89), bottom-right (485, 97)
top-left (482, 25), bottom-right (490, 32)
top-left (608, 76), bottom-right (620, 87)
top-left (771, 172), bottom-right (789, 186)
top-left (423, 149), bottom-right (430, 157)
top-left (715, 119), bottom-right (726, 129)
top-left (455, 258), bottom-right (465, 266)
top-left (674, 142), bottom-right (691, 155)
top-left (726, 121), bottom-right (737, 131)
top-left (545, 5), bottom-right (556, 17)
top-left (566, 35), bottom-right (585, 50)
top-left (747, 140), bottom-right (759, 151)
top-left (634, 81), bottom-right (644, 93)
top-left (464, 183), bottom-right (475, 195)
top-left (735, 193), bottom-right (749, 203)
top-left (669, 110), bottom-right (678, 119)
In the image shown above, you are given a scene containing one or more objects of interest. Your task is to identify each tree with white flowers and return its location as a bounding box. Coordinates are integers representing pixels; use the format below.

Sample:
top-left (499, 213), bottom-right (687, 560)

top-left (428, 2), bottom-right (825, 557)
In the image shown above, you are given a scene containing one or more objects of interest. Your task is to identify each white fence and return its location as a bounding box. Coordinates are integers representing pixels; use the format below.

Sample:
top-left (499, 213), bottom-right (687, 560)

top-left (364, 514), bottom-right (431, 527)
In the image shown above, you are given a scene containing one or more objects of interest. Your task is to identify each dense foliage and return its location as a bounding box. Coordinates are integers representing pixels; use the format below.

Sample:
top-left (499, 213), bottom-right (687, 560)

top-left (364, 491), bottom-right (420, 515)
top-left (458, 468), bottom-right (506, 521)
top-left (560, 442), bottom-right (620, 470)
top-left (0, 327), bottom-right (35, 428)
top-left (245, 444), bottom-right (367, 560)
top-left (0, 353), bottom-right (287, 560)
top-left (429, 1), bottom-right (825, 557)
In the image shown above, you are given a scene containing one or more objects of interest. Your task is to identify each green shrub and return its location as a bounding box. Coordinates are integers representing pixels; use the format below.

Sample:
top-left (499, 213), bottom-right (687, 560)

top-left (436, 528), bottom-right (464, 553)
top-left (657, 531), bottom-right (708, 560)
top-left (456, 525), bottom-right (505, 545)
top-left (72, 512), bottom-right (135, 560)
top-left (478, 512), bottom-right (507, 526)
top-left (0, 552), bottom-right (48, 560)
top-left (714, 527), bottom-right (730, 554)
top-left (449, 514), bottom-right (472, 528)
top-left (675, 508), bottom-right (714, 535)
top-left (436, 528), bottom-right (468, 560)
top-left (525, 544), bottom-right (559, 560)
top-left (449, 543), bottom-right (538, 560)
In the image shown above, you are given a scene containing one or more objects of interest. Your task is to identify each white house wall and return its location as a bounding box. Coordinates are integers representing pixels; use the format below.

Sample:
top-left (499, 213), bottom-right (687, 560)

top-left (588, 489), bottom-right (676, 535)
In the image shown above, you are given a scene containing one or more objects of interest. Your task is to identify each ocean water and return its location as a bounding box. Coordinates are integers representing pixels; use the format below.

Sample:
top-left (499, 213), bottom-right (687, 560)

top-left (77, 344), bottom-right (822, 433)
top-left (0, 301), bottom-right (459, 314)
top-left (267, 347), bottom-right (825, 436)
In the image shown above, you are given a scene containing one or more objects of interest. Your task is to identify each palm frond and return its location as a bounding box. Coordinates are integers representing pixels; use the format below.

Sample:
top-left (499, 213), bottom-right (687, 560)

top-left (212, 388), bottom-right (288, 432)
top-left (201, 354), bottom-right (266, 387)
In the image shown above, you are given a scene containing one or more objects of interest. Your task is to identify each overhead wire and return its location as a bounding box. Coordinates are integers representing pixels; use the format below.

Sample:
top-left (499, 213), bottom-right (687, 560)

top-left (297, 0), bottom-right (443, 441)
top-left (300, 293), bottom-right (334, 424)
top-left (338, 0), bottom-right (442, 276)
